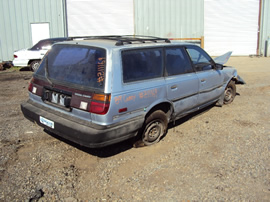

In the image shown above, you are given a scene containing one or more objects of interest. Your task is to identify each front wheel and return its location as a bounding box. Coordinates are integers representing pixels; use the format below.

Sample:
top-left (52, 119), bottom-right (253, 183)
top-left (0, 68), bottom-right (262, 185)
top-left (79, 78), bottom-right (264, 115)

top-left (141, 110), bottom-right (168, 146)
top-left (224, 80), bottom-right (236, 104)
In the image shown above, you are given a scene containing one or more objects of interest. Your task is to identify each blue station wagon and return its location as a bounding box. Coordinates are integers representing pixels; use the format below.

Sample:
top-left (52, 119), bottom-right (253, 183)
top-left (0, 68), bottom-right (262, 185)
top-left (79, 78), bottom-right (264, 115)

top-left (21, 36), bottom-right (245, 147)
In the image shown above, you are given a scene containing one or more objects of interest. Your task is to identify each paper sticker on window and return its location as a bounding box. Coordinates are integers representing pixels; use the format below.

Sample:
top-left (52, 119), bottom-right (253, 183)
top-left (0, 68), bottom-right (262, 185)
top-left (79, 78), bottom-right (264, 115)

top-left (97, 57), bottom-right (106, 84)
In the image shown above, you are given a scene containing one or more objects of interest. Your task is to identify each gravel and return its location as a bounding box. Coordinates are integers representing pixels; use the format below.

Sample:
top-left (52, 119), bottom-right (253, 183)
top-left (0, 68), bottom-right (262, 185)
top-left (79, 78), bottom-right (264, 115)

top-left (0, 57), bottom-right (269, 201)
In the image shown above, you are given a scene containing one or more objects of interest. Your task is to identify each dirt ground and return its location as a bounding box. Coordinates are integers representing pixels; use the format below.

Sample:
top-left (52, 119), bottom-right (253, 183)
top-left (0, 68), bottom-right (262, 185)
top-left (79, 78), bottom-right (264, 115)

top-left (0, 57), bottom-right (269, 201)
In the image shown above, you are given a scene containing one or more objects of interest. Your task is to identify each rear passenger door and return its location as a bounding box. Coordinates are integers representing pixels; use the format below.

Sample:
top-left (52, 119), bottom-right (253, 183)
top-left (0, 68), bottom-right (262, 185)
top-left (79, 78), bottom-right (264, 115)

top-left (165, 46), bottom-right (199, 117)
top-left (186, 45), bottom-right (224, 106)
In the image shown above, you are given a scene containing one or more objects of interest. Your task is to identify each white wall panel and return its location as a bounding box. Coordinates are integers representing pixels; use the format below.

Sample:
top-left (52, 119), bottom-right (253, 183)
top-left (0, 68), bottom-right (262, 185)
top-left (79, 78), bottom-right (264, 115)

top-left (67, 0), bottom-right (134, 36)
top-left (204, 0), bottom-right (259, 56)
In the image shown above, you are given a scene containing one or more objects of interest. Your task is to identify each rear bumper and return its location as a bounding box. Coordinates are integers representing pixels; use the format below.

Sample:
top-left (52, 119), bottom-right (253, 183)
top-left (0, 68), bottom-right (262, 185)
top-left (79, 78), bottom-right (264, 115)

top-left (21, 100), bottom-right (144, 148)
top-left (12, 59), bottom-right (29, 67)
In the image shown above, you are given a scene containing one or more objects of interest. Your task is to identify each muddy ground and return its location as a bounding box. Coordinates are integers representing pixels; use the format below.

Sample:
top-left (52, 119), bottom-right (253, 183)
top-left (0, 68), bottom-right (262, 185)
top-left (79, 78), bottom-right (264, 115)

top-left (0, 57), bottom-right (269, 201)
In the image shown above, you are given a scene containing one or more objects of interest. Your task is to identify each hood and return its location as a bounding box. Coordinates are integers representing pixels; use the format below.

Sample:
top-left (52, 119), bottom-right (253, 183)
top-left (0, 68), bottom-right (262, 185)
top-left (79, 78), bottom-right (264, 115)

top-left (213, 51), bottom-right (232, 65)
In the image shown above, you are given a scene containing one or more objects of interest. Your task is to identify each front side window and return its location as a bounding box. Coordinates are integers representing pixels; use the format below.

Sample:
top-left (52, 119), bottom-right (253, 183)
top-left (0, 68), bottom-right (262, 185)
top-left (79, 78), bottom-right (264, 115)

top-left (122, 48), bottom-right (163, 83)
top-left (186, 46), bottom-right (213, 71)
top-left (165, 47), bottom-right (193, 76)
top-left (35, 44), bottom-right (106, 90)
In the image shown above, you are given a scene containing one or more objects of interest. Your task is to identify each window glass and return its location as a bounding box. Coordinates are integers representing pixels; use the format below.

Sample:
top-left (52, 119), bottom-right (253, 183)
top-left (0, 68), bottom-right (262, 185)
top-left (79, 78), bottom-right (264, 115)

top-left (122, 48), bottom-right (163, 83)
top-left (30, 39), bottom-right (66, 50)
top-left (35, 44), bottom-right (106, 90)
top-left (30, 40), bottom-right (51, 50)
top-left (186, 46), bottom-right (213, 71)
top-left (165, 47), bottom-right (193, 76)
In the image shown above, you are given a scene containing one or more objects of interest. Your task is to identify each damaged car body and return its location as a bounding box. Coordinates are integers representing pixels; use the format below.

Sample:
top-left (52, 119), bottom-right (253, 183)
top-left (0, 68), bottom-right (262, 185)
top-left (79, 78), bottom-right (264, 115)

top-left (21, 36), bottom-right (245, 148)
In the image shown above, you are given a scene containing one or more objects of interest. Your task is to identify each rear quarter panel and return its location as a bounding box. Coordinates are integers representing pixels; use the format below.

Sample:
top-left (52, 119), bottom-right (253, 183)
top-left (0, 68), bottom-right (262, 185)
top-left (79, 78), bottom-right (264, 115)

top-left (92, 49), bottom-right (168, 126)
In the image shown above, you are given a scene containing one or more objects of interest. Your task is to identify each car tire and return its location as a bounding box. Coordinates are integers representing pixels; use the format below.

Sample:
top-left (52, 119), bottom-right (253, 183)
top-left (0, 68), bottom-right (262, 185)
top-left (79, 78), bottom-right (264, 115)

top-left (141, 110), bottom-right (168, 146)
top-left (224, 80), bottom-right (236, 104)
top-left (30, 60), bottom-right (40, 72)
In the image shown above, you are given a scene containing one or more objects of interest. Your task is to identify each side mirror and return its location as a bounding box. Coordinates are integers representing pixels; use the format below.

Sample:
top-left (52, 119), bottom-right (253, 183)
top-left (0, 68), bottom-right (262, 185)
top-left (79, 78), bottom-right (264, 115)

top-left (215, 63), bottom-right (223, 70)
top-left (194, 63), bottom-right (213, 71)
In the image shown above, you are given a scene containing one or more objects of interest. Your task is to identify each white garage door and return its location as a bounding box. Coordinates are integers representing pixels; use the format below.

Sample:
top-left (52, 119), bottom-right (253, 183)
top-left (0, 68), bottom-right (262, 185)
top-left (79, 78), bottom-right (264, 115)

top-left (204, 0), bottom-right (259, 56)
top-left (66, 0), bottom-right (134, 36)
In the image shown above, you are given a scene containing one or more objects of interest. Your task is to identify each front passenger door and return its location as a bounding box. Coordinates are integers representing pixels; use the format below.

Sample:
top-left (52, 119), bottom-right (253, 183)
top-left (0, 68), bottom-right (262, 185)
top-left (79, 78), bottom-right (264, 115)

top-left (186, 45), bottom-right (224, 106)
top-left (165, 46), bottom-right (199, 118)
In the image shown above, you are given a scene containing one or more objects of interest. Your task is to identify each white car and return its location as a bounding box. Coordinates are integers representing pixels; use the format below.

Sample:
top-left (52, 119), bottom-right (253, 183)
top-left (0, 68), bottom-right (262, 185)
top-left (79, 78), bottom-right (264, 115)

top-left (13, 37), bottom-right (69, 71)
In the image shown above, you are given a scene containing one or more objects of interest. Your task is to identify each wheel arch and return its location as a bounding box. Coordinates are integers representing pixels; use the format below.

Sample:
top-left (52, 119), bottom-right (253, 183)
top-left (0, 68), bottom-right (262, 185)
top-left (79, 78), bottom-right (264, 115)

top-left (140, 102), bottom-right (172, 146)
top-left (28, 59), bottom-right (41, 66)
top-left (145, 101), bottom-right (173, 122)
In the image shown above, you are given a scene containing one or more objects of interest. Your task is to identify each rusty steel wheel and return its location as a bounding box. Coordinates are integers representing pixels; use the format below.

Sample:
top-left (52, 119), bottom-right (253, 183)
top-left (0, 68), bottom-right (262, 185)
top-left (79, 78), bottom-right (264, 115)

top-left (224, 80), bottom-right (236, 104)
top-left (142, 110), bottom-right (168, 146)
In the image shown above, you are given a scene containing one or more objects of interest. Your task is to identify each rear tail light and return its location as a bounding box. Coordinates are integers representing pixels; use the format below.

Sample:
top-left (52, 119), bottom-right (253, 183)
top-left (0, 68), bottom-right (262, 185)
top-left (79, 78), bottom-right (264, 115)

top-left (90, 94), bottom-right (111, 115)
top-left (14, 55), bottom-right (18, 58)
top-left (28, 78), bottom-right (38, 94)
top-left (28, 78), bottom-right (34, 92)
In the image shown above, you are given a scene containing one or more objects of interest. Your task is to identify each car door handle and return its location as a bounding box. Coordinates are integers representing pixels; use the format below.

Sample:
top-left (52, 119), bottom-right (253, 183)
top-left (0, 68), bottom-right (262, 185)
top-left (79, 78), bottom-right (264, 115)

top-left (201, 79), bottom-right (206, 82)
top-left (171, 85), bottom-right (177, 89)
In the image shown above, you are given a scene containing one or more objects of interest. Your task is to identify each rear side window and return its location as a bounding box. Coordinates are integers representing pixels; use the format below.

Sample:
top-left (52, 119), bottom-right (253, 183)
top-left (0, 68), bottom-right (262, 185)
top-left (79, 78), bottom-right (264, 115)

top-left (122, 48), bottom-right (163, 83)
top-left (36, 44), bottom-right (106, 90)
top-left (165, 47), bottom-right (193, 76)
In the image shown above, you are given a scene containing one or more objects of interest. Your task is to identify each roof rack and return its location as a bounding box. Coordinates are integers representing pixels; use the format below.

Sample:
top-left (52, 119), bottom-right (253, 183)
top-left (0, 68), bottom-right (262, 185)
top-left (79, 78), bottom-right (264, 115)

top-left (68, 35), bottom-right (171, 46)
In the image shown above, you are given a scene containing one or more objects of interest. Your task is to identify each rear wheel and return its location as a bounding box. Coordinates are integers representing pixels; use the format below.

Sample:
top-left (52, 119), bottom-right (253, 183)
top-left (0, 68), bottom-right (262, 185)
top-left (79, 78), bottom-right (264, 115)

top-left (141, 110), bottom-right (168, 146)
top-left (224, 80), bottom-right (236, 104)
top-left (29, 60), bottom-right (40, 72)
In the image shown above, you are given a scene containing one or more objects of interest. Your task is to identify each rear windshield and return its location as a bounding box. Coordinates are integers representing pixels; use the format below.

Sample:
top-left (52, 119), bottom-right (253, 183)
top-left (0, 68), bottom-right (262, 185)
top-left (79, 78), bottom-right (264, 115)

top-left (36, 44), bottom-right (106, 90)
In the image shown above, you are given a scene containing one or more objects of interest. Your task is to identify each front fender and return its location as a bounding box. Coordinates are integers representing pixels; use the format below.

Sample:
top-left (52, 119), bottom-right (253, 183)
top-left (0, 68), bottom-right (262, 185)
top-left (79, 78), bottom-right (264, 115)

top-left (223, 67), bottom-right (246, 85)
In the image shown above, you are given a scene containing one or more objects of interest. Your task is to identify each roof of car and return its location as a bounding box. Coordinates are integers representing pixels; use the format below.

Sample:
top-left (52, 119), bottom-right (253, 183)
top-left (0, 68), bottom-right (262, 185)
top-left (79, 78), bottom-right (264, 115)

top-left (40, 37), bottom-right (70, 42)
top-left (56, 35), bottom-right (195, 49)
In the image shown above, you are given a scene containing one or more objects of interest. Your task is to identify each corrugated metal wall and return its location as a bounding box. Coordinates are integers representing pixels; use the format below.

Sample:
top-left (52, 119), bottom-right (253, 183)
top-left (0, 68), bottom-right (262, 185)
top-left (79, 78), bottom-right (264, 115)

top-left (259, 0), bottom-right (270, 56)
top-left (134, 0), bottom-right (204, 38)
top-left (0, 0), bottom-right (66, 62)
top-left (2, 0), bottom-right (267, 61)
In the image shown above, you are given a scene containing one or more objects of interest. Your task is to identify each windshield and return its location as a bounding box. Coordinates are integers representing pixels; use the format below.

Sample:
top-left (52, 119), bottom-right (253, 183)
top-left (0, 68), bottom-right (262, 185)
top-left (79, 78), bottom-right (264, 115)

top-left (35, 44), bottom-right (106, 90)
top-left (29, 38), bottom-right (68, 50)
top-left (30, 40), bottom-right (52, 50)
